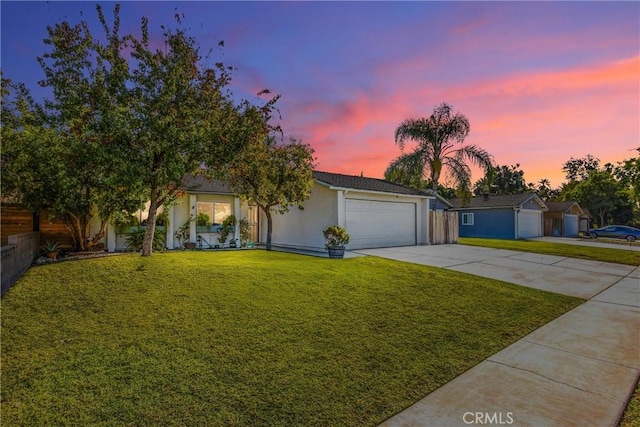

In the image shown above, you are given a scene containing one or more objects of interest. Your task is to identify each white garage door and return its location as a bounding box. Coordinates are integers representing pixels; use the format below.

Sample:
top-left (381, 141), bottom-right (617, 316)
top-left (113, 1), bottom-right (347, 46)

top-left (563, 214), bottom-right (579, 236)
top-left (518, 210), bottom-right (542, 238)
top-left (345, 199), bottom-right (416, 249)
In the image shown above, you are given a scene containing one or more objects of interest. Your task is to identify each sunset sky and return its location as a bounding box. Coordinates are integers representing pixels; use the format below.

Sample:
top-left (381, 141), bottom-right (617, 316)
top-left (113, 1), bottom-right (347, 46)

top-left (2, 1), bottom-right (638, 188)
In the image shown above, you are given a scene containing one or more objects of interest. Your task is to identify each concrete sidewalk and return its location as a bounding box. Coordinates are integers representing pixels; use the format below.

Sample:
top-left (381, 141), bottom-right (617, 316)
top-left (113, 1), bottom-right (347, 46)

top-left (365, 246), bottom-right (640, 427)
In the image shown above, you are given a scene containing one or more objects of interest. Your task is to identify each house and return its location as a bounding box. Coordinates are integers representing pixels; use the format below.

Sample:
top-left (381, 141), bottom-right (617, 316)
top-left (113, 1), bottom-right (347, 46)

top-left (449, 193), bottom-right (548, 239)
top-left (268, 171), bottom-right (436, 250)
top-left (106, 175), bottom-right (250, 252)
top-left (105, 171), bottom-right (438, 252)
top-left (543, 201), bottom-right (584, 237)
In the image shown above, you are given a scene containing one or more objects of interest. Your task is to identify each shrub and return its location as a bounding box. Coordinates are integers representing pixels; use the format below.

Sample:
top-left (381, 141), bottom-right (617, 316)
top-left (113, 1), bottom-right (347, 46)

top-left (323, 225), bottom-right (350, 247)
top-left (196, 213), bottom-right (211, 227)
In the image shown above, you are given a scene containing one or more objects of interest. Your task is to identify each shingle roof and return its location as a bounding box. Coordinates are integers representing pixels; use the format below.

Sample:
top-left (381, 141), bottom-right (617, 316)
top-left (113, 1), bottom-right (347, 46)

top-left (181, 174), bottom-right (233, 194)
top-left (449, 193), bottom-right (544, 209)
top-left (545, 201), bottom-right (582, 214)
top-left (312, 171), bottom-right (432, 197)
top-left (180, 171), bottom-right (442, 199)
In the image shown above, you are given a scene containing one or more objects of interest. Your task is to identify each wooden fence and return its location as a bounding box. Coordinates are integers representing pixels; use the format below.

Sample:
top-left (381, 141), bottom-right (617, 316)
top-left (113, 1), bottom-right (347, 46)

top-left (430, 211), bottom-right (459, 244)
top-left (1, 205), bottom-right (74, 248)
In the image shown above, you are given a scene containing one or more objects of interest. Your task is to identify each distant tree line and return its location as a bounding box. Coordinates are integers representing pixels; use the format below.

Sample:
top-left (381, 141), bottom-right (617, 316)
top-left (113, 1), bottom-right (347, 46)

top-left (383, 104), bottom-right (639, 227)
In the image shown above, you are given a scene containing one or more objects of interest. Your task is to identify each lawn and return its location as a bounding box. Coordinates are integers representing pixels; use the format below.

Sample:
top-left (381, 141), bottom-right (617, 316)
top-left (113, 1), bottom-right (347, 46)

top-left (2, 251), bottom-right (582, 426)
top-left (459, 237), bottom-right (640, 266)
top-left (620, 379), bottom-right (640, 427)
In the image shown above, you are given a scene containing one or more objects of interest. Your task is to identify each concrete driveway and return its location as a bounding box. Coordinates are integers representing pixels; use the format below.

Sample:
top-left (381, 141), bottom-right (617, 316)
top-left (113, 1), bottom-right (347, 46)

top-left (356, 244), bottom-right (636, 298)
top-left (356, 244), bottom-right (640, 427)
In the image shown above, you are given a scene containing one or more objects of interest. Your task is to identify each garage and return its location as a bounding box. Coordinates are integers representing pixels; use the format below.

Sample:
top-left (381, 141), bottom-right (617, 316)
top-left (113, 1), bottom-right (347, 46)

top-left (517, 209), bottom-right (543, 238)
top-left (563, 214), bottom-right (579, 236)
top-left (345, 199), bottom-right (417, 249)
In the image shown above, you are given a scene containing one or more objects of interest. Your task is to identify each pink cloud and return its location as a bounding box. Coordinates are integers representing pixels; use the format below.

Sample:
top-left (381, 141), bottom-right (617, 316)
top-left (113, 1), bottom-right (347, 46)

top-left (282, 54), bottom-right (638, 189)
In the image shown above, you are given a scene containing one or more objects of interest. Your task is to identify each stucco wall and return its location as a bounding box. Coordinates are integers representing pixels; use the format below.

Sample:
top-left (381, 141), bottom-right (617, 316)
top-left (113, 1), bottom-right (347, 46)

top-left (267, 184), bottom-right (338, 251)
top-left (267, 184), bottom-right (430, 251)
top-left (458, 208), bottom-right (515, 239)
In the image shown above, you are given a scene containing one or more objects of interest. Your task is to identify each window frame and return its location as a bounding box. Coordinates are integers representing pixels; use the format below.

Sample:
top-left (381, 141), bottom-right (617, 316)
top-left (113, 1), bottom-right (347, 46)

top-left (461, 212), bottom-right (474, 226)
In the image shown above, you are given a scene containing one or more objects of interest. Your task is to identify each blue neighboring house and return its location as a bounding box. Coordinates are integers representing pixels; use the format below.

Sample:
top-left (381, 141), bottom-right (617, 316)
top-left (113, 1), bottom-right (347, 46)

top-left (449, 193), bottom-right (548, 239)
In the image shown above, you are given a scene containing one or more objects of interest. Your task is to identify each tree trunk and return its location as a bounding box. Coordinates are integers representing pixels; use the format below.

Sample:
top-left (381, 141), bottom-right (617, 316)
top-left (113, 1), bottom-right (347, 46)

top-left (86, 220), bottom-right (108, 250)
top-left (141, 192), bottom-right (160, 257)
top-left (65, 212), bottom-right (87, 251)
top-left (598, 209), bottom-right (606, 229)
top-left (263, 207), bottom-right (273, 251)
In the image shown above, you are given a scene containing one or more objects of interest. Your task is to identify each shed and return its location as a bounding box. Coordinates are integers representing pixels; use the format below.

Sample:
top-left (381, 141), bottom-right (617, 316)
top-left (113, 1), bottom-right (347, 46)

top-left (544, 201), bottom-right (584, 237)
top-left (449, 193), bottom-right (548, 239)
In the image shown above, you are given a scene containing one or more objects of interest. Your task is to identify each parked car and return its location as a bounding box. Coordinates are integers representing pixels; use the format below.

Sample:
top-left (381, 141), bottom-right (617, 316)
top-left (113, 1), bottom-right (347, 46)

top-left (586, 225), bottom-right (640, 242)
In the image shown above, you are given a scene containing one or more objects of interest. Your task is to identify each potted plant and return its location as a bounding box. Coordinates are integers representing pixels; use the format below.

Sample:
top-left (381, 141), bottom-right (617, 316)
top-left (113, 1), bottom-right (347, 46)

top-left (41, 240), bottom-right (62, 260)
top-left (323, 225), bottom-right (350, 259)
top-left (196, 212), bottom-right (211, 232)
top-left (217, 215), bottom-right (237, 248)
top-left (217, 224), bottom-right (230, 247)
top-left (175, 217), bottom-right (195, 249)
top-left (239, 218), bottom-right (251, 247)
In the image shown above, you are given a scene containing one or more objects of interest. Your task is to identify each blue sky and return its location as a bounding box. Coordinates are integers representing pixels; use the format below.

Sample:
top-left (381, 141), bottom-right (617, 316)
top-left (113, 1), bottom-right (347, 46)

top-left (2, 1), bottom-right (639, 187)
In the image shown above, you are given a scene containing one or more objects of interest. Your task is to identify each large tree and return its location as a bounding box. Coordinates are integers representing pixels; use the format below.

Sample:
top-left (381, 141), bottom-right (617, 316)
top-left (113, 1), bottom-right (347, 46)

top-left (571, 170), bottom-right (633, 227)
top-left (385, 103), bottom-right (493, 193)
top-left (613, 147), bottom-right (640, 220)
top-left (125, 15), bottom-right (259, 256)
top-left (534, 178), bottom-right (560, 201)
top-left (473, 164), bottom-right (533, 196)
top-left (226, 137), bottom-right (315, 251)
top-left (562, 154), bottom-right (600, 182)
top-left (1, 11), bottom-right (144, 251)
top-left (3, 5), bottom-right (273, 256)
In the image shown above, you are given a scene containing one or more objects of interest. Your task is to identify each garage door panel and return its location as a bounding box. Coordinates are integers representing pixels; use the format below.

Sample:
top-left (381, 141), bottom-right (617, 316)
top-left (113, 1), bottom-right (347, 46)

top-left (564, 214), bottom-right (578, 236)
top-left (346, 199), bottom-right (416, 249)
top-left (518, 210), bottom-right (542, 238)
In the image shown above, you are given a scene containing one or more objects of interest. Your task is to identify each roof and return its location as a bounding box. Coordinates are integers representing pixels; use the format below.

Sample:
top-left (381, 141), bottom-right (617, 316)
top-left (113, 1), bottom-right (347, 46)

top-left (312, 171), bottom-right (434, 198)
top-left (545, 201), bottom-right (584, 214)
top-left (449, 193), bottom-right (546, 210)
top-left (181, 174), bottom-right (233, 194)
top-left (180, 171), bottom-right (446, 201)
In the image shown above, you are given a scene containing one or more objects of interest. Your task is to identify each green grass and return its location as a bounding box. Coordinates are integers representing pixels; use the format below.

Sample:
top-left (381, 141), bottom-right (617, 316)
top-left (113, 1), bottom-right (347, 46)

top-left (459, 237), bottom-right (640, 266)
top-left (620, 378), bottom-right (640, 427)
top-left (1, 251), bottom-right (582, 426)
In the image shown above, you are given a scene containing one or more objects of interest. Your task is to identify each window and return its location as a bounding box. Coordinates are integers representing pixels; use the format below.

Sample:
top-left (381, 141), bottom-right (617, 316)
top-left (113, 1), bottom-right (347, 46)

top-left (196, 202), bottom-right (214, 225)
top-left (214, 202), bottom-right (231, 224)
top-left (197, 201), bottom-right (232, 225)
top-left (462, 213), bottom-right (474, 226)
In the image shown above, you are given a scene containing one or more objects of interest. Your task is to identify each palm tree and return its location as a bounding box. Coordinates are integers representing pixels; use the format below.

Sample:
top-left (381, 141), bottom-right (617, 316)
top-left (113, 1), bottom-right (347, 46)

top-left (385, 103), bottom-right (493, 193)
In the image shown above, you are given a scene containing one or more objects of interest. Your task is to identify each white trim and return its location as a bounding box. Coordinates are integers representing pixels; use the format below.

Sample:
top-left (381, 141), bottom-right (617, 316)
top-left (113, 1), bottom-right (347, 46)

top-left (337, 190), bottom-right (346, 228)
top-left (314, 180), bottom-right (433, 200)
top-left (189, 194), bottom-right (197, 243)
top-left (461, 212), bottom-right (474, 225)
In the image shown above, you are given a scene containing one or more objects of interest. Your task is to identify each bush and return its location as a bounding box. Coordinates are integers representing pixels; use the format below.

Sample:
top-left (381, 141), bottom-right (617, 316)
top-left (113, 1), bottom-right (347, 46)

top-left (196, 213), bottom-right (210, 227)
top-left (323, 225), bottom-right (350, 247)
top-left (125, 228), bottom-right (165, 252)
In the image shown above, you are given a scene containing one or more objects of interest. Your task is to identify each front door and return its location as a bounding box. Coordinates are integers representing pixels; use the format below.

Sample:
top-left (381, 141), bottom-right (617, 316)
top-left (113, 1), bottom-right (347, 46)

top-left (248, 205), bottom-right (260, 243)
